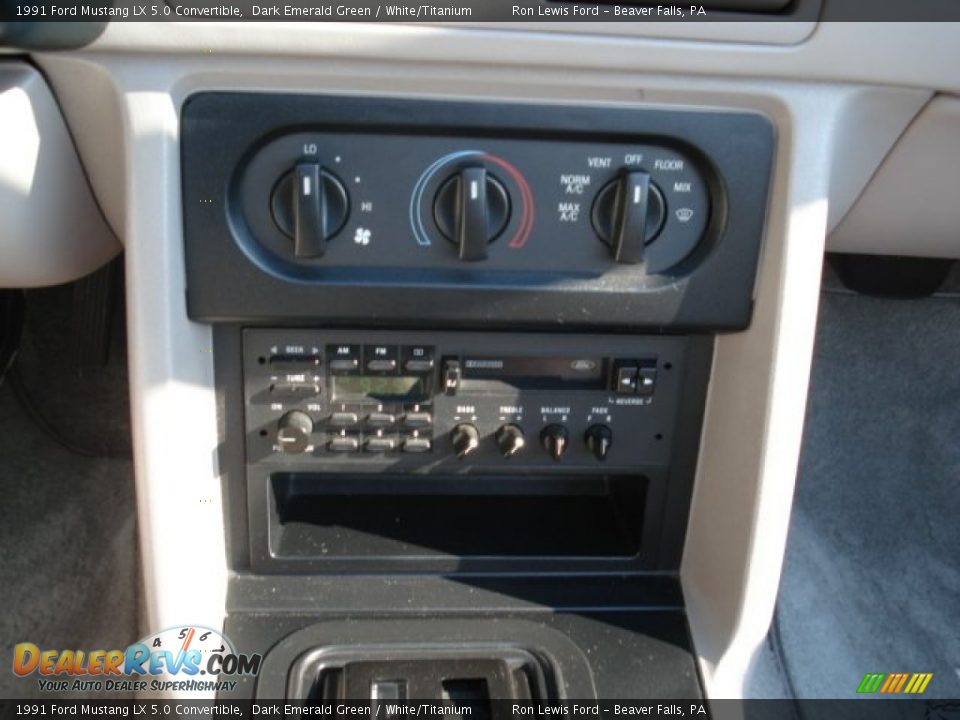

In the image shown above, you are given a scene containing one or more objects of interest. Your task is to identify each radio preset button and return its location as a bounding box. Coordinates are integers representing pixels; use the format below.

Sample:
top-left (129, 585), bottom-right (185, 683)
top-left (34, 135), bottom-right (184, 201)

top-left (367, 412), bottom-right (398, 428)
top-left (402, 437), bottom-right (432, 453)
top-left (365, 436), bottom-right (398, 453)
top-left (328, 434), bottom-right (360, 453)
top-left (403, 412), bottom-right (433, 429)
top-left (329, 411), bottom-right (360, 428)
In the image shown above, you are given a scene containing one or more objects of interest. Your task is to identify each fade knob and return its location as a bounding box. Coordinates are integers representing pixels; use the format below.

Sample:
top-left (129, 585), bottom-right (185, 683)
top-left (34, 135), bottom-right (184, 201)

top-left (585, 424), bottom-right (613, 462)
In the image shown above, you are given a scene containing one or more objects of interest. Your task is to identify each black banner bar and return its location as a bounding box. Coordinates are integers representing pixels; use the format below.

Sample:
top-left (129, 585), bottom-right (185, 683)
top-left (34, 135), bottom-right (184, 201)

top-left (3, 0), bottom-right (960, 23)
top-left (1, 700), bottom-right (960, 719)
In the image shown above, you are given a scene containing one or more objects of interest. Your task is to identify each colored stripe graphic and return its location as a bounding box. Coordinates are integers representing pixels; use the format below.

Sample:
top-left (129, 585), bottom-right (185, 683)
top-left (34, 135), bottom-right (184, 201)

top-left (904, 673), bottom-right (933, 694)
top-left (880, 673), bottom-right (899, 693)
top-left (857, 672), bottom-right (932, 694)
top-left (857, 673), bottom-right (885, 693)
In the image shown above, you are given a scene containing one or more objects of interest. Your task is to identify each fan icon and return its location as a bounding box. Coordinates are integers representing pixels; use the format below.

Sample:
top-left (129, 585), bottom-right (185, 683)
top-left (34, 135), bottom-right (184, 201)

top-left (354, 227), bottom-right (372, 245)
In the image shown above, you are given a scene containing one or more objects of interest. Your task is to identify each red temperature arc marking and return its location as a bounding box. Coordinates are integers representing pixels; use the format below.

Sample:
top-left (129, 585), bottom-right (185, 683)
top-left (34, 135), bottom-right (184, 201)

top-left (480, 153), bottom-right (534, 248)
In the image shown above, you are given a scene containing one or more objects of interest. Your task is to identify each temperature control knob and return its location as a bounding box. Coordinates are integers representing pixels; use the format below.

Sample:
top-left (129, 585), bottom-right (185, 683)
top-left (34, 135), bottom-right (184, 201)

top-left (276, 410), bottom-right (314, 455)
top-left (271, 163), bottom-right (349, 258)
top-left (495, 424), bottom-right (526, 458)
top-left (434, 166), bottom-right (511, 261)
top-left (451, 423), bottom-right (481, 458)
top-left (584, 424), bottom-right (613, 462)
top-left (591, 171), bottom-right (666, 264)
top-left (540, 424), bottom-right (569, 461)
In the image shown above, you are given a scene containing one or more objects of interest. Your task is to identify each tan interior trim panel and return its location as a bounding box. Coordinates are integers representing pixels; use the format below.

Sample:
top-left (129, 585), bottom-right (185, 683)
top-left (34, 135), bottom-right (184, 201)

top-left (829, 94), bottom-right (960, 259)
top-left (0, 63), bottom-right (119, 288)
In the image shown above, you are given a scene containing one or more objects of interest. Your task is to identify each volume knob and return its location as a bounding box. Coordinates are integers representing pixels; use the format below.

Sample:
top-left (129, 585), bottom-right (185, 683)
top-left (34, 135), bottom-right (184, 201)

top-left (451, 423), bottom-right (481, 458)
top-left (276, 410), bottom-right (314, 455)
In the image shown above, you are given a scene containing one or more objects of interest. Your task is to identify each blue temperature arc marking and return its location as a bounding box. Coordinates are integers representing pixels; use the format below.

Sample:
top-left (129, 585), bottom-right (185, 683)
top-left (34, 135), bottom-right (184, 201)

top-left (409, 150), bottom-right (484, 246)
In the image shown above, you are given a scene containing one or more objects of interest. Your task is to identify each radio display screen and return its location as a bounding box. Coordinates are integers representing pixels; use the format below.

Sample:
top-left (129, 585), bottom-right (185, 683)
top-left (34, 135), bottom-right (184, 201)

top-left (332, 375), bottom-right (426, 400)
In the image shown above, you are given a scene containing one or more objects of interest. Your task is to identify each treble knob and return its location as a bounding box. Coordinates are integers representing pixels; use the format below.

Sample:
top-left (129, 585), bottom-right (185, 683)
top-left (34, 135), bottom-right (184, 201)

top-left (495, 424), bottom-right (525, 458)
top-left (433, 166), bottom-right (511, 261)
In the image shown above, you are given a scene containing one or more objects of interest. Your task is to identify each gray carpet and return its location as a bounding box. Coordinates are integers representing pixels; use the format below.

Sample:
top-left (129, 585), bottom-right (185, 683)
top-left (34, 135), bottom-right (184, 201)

top-left (750, 286), bottom-right (960, 699)
top-left (0, 383), bottom-right (139, 698)
top-left (0, 281), bottom-right (139, 699)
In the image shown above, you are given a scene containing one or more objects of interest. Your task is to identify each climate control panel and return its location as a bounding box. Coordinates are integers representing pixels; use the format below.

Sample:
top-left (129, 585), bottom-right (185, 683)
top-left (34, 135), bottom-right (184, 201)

top-left (183, 94), bottom-right (774, 330)
top-left (243, 329), bottom-right (689, 472)
top-left (235, 132), bottom-right (709, 275)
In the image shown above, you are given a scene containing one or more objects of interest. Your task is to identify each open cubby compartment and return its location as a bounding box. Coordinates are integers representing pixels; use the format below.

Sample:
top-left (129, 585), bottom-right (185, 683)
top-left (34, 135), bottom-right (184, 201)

top-left (264, 472), bottom-right (653, 565)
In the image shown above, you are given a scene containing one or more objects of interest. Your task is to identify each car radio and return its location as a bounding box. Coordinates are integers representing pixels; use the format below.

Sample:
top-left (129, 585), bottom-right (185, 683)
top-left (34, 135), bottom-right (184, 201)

top-left (244, 329), bottom-right (689, 472)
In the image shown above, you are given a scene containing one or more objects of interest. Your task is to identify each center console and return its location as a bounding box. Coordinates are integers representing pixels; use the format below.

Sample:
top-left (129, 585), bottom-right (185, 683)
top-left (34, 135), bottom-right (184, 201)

top-left (181, 92), bottom-right (774, 701)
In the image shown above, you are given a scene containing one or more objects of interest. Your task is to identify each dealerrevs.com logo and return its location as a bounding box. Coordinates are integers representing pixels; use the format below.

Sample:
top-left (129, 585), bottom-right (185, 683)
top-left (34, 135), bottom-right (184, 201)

top-left (12, 626), bottom-right (262, 694)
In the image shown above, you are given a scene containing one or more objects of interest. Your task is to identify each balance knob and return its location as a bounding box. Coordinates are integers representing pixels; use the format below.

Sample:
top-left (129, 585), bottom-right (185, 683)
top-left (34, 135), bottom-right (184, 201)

top-left (433, 166), bottom-right (511, 261)
top-left (276, 410), bottom-right (314, 455)
top-left (451, 423), bottom-right (481, 458)
top-left (591, 171), bottom-right (666, 264)
top-left (271, 163), bottom-right (349, 258)
top-left (585, 424), bottom-right (613, 462)
top-left (540, 424), bottom-right (569, 461)
top-left (495, 424), bottom-right (526, 458)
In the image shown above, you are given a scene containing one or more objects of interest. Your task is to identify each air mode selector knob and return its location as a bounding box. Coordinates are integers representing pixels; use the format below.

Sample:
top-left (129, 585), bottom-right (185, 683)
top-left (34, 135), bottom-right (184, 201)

top-left (592, 171), bottom-right (666, 264)
top-left (433, 166), bottom-right (511, 261)
top-left (451, 423), bottom-right (481, 458)
top-left (271, 163), bottom-right (349, 258)
top-left (276, 410), bottom-right (314, 455)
